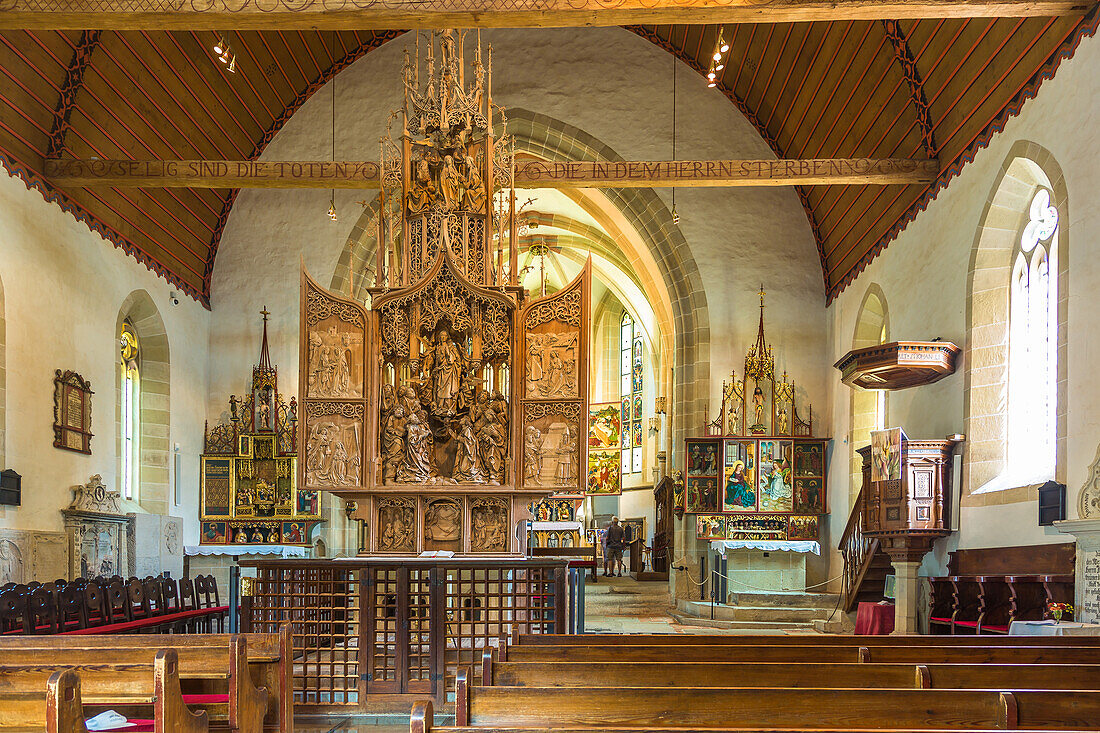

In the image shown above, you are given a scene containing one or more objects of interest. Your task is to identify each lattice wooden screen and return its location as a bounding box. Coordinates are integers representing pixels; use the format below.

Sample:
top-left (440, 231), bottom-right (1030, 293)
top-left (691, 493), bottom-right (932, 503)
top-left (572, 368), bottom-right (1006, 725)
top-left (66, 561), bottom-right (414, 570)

top-left (247, 564), bottom-right (362, 711)
top-left (242, 559), bottom-right (566, 710)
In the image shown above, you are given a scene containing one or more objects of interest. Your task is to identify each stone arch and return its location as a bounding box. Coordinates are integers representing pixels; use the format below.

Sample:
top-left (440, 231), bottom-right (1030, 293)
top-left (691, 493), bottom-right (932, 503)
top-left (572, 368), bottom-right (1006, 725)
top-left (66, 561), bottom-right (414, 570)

top-left (963, 140), bottom-right (1068, 506)
top-left (330, 109), bottom-right (710, 457)
top-left (848, 284), bottom-right (889, 509)
top-left (116, 290), bottom-right (171, 515)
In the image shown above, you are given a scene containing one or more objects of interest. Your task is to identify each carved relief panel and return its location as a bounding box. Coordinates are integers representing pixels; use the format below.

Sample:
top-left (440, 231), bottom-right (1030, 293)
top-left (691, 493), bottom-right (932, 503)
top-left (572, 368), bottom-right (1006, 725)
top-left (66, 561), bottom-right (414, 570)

top-left (471, 497), bottom-right (508, 552)
top-left (299, 272), bottom-right (370, 497)
top-left (377, 498), bottom-right (416, 553)
top-left (423, 497), bottom-right (463, 552)
top-left (517, 262), bottom-right (590, 494)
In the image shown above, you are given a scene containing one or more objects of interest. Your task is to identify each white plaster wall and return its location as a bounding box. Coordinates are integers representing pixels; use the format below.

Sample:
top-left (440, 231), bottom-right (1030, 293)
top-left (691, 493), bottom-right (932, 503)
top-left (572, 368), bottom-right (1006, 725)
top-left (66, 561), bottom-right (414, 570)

top-left (0, 171), bottom-right (210, 540)
top-left (825, 31), bottom-right (1100, 584)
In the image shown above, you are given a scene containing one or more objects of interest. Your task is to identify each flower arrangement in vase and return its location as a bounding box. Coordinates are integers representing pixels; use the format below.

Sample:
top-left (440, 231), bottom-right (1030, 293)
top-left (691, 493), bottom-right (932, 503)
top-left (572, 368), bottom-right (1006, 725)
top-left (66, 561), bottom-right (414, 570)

top-left (1046, 601), bottom-right (1074, 622)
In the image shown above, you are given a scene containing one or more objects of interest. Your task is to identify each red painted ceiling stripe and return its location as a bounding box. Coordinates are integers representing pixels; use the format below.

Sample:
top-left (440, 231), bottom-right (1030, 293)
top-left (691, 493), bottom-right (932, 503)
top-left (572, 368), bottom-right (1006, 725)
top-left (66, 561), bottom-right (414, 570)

top-left (787, 22), bottom-right (855, 157)
top-left (776, 21), bottom-right (834, 146)
top-left (761, 23), bottom-right (811, 132)
top-left (257, 32), bottom-right (295, 95)
top-left (277, 30), bottom-right (310, 88)
top-left (296, 30), bottom-right (323, 79)
top-left (756, 24), bottom-right (794, 121)
top-left (0, 102), bottom-right (49, 153)
top-left (739, 24), bottom-right (760, 102)
top-left (137, 31), bottom-right (247, 159)
top-left (224, 32), bottom-right (279, 124)
top-left (180, 32), bottom-right (265, 136)
top-left (936, 18), bottom-right (1044, 154)
top-left (115, 32), bottom-right (232, 160)
top-left (831, 14), bottom-right (1087, 291)
top-left (926, 18), bottom-right (997, 108)
top-left (796, 22), bottom-right (875, 159)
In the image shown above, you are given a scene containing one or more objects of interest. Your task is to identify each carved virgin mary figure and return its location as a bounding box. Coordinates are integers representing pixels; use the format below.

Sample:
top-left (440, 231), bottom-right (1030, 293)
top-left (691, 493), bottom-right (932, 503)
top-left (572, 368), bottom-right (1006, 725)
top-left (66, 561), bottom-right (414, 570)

top-left (422, 329), bottom-right (464, 416)
top-left (477, 408), bottom-right (506, 485)
top-left (450, 414), bottom-right (483, 483)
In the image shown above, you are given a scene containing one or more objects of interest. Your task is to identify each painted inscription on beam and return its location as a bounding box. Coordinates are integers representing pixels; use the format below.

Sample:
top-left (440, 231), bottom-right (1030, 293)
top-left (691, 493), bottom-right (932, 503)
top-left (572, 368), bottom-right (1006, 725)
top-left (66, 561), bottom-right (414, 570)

top-left (44, 157), bottom-right (938, 189)
top-left (0, 0), bottom-right (1090, 31)
top-left (513, 158), bottom-right (939, 187)
top-left (44, 159), bottom-right (381, 189)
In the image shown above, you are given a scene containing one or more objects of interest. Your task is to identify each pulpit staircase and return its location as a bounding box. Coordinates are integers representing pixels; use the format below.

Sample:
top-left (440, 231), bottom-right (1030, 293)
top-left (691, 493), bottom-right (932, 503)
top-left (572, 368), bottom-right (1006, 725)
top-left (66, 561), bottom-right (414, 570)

top-left (839, 488), bottom-right (893, 613)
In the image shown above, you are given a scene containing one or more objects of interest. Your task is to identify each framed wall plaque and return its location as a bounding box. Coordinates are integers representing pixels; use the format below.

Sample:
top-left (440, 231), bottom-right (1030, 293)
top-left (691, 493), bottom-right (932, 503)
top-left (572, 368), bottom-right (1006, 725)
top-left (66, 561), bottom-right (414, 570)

top-left (54, 370), bottom-right (93, 455)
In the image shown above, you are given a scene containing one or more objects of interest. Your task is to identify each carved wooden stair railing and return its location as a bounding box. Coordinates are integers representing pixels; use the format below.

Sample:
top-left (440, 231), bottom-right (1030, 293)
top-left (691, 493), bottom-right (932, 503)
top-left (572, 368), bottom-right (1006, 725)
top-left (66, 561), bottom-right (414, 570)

top-left (839, 487), bottom-right (892, 613)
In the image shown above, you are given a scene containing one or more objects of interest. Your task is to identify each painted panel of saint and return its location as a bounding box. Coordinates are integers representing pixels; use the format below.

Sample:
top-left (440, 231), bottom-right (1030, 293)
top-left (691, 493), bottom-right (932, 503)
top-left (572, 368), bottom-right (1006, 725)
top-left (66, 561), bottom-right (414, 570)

top-left (757, 440), bottom-right (794, 513)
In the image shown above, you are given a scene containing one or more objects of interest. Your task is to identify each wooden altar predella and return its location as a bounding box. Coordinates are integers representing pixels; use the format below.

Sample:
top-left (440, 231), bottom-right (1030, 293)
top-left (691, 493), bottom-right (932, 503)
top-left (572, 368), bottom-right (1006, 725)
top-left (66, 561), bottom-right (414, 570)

top-left (299, 30), bottom-right (590, 556)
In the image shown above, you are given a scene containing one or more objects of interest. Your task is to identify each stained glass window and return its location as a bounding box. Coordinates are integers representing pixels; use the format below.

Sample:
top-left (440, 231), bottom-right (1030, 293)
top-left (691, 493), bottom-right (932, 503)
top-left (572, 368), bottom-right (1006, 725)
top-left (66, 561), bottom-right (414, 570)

top-left (1007, 188), bottom-right (1058, 485)
top-left (120, 321), bottom-right (140, 501)
top-left (620, 312), bottom-right (643, 474)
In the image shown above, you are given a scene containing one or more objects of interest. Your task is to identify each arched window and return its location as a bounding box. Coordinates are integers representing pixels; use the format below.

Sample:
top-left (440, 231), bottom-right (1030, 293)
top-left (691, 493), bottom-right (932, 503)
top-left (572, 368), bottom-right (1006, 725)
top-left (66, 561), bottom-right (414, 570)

top-left (120, 321), bottom-right (140, 501)
top-left (1006, 189), bottom-right (1058, 484)
top-left (620, 312), bottom-right (643, 475)
top-left (849, 287), bottom-right (889, 508)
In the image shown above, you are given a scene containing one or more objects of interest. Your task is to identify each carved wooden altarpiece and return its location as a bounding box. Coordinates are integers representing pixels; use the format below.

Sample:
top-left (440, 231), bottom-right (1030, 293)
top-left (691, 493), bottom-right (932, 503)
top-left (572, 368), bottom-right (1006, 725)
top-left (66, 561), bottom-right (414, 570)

top-left (300, 30), bottom-right (590, 555)
top-left (200, 311), bottom-right (321, 546)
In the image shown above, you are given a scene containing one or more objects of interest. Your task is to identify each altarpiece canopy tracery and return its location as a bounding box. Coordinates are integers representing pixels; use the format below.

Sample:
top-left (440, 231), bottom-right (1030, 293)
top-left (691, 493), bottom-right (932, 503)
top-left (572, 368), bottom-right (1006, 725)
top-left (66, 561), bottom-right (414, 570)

top-left (299, 30), bottom-right (590, 555)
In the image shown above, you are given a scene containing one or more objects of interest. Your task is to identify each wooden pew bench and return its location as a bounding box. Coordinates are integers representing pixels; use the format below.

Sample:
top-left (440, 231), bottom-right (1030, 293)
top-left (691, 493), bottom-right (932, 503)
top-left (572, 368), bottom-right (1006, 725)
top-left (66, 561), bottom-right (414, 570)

top-left (513, 632), bottom-right (1100, 646)
top-left (0, 651), bottom-right (206, 733)
top-left (505, 643), bottom-right (1100, 664)
top-left (0, 638), bottom-right (263, 732)
top-left (480, 653), bottom-right (1100, 690)
top-left (452, 670), bottom-right (1100, 729)
top-left (0, 628), bottom-right (291, 733)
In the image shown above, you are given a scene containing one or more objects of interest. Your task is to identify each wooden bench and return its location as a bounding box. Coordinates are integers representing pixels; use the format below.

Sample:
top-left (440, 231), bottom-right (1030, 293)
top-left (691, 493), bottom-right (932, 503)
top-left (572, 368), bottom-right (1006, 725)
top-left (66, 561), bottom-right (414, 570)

top-left (927, 545), bottom-right (1076, 634)
top-left (452, 670), bottom-right (1100, 729)
top-left (0, 650), bottom-right (207, 733)
top-left (480, 652), bottom-right (1100, 690)
top-left (505, 643), bottom-right (1100, 664)
top-left (0, 627), bottom-right (291, 733)
top-left (513, 632), bottom-right (1100, 645)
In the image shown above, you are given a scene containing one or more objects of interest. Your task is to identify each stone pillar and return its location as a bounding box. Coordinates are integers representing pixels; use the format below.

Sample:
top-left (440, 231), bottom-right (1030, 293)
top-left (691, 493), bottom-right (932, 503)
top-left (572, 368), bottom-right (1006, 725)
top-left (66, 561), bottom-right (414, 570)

top-left (890, 560), bottom-right (923, 634)
top-left (1055, 518), bottom-right (1100, 622)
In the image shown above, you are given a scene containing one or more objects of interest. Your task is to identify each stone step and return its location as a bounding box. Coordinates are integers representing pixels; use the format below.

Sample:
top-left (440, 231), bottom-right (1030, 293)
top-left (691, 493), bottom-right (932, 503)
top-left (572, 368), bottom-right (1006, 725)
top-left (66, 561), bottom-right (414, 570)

top-left (670, 613), bottom-right (819, 632)
top-left (724, 591), bottom-right (842, 609)
top-left (678, 600), bottom-right (836, 623)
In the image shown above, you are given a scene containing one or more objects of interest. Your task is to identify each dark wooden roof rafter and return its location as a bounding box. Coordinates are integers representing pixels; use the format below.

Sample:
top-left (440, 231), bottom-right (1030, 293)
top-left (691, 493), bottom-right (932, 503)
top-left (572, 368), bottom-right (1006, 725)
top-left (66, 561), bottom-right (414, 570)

top-left (0, 16), bottom-right (1094, 307)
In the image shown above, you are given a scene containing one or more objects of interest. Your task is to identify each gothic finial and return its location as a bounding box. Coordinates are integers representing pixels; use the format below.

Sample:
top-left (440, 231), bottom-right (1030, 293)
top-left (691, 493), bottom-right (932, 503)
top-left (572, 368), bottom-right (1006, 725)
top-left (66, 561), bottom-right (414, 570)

top-left (258, 306), bottom-right (273, 370)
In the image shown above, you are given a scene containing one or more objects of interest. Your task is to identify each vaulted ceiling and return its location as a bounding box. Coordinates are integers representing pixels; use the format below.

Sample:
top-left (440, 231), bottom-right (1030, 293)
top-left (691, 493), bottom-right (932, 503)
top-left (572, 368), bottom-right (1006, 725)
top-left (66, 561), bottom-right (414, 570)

top-left (0, 15), bottom-right (1094, 306)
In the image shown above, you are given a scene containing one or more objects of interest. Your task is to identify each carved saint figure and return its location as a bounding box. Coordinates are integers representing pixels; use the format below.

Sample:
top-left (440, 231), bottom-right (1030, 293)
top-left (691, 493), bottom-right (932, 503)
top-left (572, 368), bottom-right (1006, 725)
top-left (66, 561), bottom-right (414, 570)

top-left (490, 390), bottom-right (509, 431)
top-left (556, 424), bottom-right (578, 486)
top-left (422, 330), bottom-right (464, 416)
top-left (439, 155), bottom-right (460, 209)
top-left (450, 415), bottom-right (483, 483)
top-left (777, 406), bottom-right (789, 435)
top-left (406, 159), bottom-right (437, 215)
top-left (381, 406), bottom-right (407, 484)
top-left (461, 154), bottom-right (486, 211)
top-left (400, 412), bottom-right (436, 483)
top-left (477, 408), bottom-right (506, 485)
top-left (524, 426), bottom-right (544, 483)
top-left (752, 384), bottom-right (765, 427)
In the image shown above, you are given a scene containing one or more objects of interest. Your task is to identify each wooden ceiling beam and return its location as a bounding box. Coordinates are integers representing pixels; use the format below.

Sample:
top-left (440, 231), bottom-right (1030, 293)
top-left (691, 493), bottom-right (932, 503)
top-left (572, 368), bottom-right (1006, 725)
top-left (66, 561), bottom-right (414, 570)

top-left (0, 0), bottom-right (1092, 31)
top-left (43, 157), bottom-right (939, 188)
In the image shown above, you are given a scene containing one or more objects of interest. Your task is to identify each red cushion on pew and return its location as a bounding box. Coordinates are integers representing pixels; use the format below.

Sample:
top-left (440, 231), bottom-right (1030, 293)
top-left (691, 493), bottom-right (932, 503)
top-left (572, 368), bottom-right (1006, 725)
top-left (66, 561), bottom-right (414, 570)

top-left (929, 616), bottom-right (952, 623)
top-left (982, 624), bottom-right (1010, 632)
top-left (954, 620), bottom-right (979, 627)
top-left (182, 693), bottom-right (229, 704)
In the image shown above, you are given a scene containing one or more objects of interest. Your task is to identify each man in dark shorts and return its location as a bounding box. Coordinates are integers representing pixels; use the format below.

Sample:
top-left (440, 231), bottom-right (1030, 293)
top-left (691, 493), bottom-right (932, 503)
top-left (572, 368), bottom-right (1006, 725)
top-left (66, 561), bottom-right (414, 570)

top-left (603, 516), bottom-right (625, 577)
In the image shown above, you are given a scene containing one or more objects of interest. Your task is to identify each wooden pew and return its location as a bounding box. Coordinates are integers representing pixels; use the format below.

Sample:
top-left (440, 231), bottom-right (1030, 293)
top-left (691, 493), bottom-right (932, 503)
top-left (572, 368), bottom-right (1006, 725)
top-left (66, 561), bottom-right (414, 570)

top-left (513, 632), bottom-right (1100, 645)
top-left (0, 650), bottom-right (207, 733)
top-left (452, 669), bottom-right (1100, 729)
top-left (0, 637), bottom-right (264, 732)
top-left (505, 643), bottom-right (1100, 664)
top-left (0, 668), bottom-right (88, 733)
top-left (481, 653), bottom-right (1100, 690)
top-left (0, 628), bottom-right (291, 733)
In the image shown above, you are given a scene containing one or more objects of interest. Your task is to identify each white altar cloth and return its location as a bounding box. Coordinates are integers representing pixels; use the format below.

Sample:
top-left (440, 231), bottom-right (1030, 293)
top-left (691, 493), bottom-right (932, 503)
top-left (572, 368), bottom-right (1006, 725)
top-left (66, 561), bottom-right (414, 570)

top-left (710, 539), bottom-right (821, 555)
top-left (1009, 620), bottom-right (1100, 636)
top-left (184, 545), bottom-right (308, 557)
top-left (530, 521), bottom-right (583, 531)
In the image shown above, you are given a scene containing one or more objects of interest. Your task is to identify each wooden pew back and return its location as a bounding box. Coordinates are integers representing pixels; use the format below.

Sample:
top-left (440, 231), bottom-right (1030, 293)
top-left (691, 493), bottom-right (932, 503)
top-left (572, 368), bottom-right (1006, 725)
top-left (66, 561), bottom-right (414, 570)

top-left (506, 644), bottom-right (1100, 664)
top-left (488, 659), bottom-right (1100, 690)
top-left (459, 681), bottom-right (1100, 729)
top-left (515, 633), bottom-right (1100, 646)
